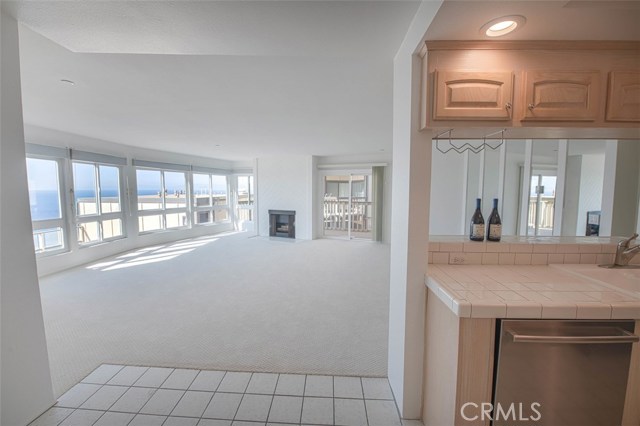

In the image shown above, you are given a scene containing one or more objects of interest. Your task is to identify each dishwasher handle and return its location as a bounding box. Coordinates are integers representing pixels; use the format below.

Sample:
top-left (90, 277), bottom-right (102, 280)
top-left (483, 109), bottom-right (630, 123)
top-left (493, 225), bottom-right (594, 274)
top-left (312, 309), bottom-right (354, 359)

top-left (506, 327), bottom-right (640, 344)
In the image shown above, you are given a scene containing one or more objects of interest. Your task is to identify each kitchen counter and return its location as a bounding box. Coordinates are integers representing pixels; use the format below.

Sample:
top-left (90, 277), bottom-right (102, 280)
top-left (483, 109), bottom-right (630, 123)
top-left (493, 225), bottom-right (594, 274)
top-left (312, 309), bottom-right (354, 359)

top-left (426, 264), bottom-right (640, 319)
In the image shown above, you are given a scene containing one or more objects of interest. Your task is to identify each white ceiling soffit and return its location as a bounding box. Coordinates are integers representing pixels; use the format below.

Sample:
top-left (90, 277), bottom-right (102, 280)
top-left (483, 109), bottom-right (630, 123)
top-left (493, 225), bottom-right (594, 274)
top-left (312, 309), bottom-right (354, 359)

top-left (18, 24), bottom-right (396, 161)
top-left (426, 0), bottom-right (640, 41)
top-left (4, 0), bottom-right (421, 57)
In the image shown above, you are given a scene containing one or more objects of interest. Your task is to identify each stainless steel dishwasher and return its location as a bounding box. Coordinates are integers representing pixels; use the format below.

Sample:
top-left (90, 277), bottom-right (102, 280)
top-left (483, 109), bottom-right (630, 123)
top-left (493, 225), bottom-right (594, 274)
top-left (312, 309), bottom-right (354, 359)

top-left (493, 320), bottom-right (639, 426)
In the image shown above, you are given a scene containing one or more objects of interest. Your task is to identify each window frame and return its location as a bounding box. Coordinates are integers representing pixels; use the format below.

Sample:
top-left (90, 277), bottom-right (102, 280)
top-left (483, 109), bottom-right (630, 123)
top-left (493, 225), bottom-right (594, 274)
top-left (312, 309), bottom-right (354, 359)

top-left (72, 160), bottom-right (127, 246)
top-left (192, 173), bottom-right (231, 226)
top-left (235, 174), bottom-right (255, 223)
top-left (26, 155), bottom-right (69, 256)
top-left (136, 167), bottom-right (191, 233)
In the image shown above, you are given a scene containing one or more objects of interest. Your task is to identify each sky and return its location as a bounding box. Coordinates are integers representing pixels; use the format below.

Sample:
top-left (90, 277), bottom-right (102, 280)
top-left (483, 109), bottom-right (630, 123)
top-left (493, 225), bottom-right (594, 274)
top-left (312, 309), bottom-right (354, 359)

top-left (27, 158), bottom-right (229, 194)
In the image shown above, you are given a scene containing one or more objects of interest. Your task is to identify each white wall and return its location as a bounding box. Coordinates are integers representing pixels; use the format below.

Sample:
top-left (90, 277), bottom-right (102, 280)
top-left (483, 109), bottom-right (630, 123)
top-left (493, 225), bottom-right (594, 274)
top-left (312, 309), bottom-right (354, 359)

top-left (389, 0), bottom-right (442, 419)
top-left (24, 125), bottom-right (240, 276)
top-left (610, 141), bottom-right (640, 236)
top-left (637, 146), bottom-right (640, 235)
top-left (562, 155), bottom-right (582, 236)
top-left (429, 145), bottom-right (465, 235)
top-left (503, 143), bottom-right (526, 236)
top-left (1, 11), bottom-right (56, 425)
top-left (576, 153), bottom-right (605, 236)
top-left (256, 156), bottom-right (314, 240)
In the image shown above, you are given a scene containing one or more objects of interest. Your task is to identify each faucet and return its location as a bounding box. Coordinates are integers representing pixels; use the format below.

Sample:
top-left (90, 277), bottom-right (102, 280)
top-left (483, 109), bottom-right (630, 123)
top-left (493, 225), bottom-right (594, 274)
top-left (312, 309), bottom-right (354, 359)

top-left (614, 233), bottom-right (640, 266)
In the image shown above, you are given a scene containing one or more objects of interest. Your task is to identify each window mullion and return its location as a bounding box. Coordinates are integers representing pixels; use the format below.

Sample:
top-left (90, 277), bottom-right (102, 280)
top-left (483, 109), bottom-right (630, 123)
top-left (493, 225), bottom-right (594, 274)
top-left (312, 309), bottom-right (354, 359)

top-left (95, 164), bottom-right (104, 241)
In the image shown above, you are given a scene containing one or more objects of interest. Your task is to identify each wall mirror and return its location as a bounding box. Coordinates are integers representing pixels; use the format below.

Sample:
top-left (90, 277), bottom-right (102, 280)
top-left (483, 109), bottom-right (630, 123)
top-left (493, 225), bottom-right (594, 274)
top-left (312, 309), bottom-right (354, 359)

top-left (429, 138), bottom-right (640, 238)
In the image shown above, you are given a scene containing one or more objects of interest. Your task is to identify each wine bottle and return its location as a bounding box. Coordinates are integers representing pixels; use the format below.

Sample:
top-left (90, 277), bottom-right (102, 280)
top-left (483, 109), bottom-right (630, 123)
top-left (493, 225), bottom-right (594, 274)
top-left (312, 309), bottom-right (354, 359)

top-left (487, 198), bottom-right (502, 242)
top-left (469, 198), bottom-right (485, 241)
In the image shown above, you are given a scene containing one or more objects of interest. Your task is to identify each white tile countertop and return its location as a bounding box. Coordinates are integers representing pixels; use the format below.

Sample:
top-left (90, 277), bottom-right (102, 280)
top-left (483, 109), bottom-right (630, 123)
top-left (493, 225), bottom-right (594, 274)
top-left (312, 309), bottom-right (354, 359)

top-left (425, 264), bottom-right (640, 320)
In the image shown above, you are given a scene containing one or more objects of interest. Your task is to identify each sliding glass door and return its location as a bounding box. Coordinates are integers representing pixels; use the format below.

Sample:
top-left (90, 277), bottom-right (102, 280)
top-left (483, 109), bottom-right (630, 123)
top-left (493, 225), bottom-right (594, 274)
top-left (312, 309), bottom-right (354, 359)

top-left (323, 173), bottom-right (373, 240)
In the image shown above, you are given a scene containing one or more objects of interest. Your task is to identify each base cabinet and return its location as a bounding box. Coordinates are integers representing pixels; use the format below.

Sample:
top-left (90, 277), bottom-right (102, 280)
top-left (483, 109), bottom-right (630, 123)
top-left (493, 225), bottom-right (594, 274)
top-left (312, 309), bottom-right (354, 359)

top-left (422, 289), bottom-right (640, 426)
top-left (423, 290), bottom-right (495, 426)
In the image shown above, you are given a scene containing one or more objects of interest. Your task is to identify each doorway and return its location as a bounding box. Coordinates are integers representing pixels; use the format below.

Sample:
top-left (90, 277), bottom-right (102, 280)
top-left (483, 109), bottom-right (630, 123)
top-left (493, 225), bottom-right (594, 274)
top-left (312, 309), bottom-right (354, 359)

top-left (527, 171), bottom-right (558, 236)
top-left (322, 173), bottom-right (373, 240)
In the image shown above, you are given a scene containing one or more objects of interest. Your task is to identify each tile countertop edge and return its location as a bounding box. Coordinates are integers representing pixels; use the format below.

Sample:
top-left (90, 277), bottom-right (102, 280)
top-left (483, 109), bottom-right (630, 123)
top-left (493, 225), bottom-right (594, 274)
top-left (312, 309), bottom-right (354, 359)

top-left (425, 265), bottom-right (640, 320)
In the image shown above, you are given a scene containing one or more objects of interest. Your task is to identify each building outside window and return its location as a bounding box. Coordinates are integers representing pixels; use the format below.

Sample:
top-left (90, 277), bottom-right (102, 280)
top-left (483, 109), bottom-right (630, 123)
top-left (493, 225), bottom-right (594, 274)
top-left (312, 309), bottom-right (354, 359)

top-left (192, 173), bottom-right (229, 225)
top-left (136, 168), bottom-right (189, 232)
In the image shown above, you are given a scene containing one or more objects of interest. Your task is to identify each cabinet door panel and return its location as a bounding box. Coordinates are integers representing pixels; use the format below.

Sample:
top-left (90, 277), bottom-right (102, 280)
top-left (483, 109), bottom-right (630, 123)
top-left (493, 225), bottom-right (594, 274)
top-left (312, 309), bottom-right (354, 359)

top-left (434, 70), bottom-right (513, 120)
top-left (522, 71), bottom-right (601, 121)
top-left (606, 71), bottom-right (640, 122)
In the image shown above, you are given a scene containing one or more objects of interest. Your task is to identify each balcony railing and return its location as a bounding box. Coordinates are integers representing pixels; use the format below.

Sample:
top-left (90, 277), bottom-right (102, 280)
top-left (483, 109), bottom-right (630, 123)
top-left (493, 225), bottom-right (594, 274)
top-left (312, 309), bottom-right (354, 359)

top-left (323, 197), bottom-right (372, 233)
top-left (528, 197), bottom-right (555, 231)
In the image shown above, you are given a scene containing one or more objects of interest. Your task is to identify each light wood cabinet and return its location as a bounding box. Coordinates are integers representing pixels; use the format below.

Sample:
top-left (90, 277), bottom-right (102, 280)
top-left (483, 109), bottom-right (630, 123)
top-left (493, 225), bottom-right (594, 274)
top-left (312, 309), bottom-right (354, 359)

top-left (433, 70), bottom-right (514, 120)
top-left (521, 71), bottom-right (601, 121)
top-left (606, 71), bottom-right (640, 122)
top-left (420, 41), bottom-right (640, 133)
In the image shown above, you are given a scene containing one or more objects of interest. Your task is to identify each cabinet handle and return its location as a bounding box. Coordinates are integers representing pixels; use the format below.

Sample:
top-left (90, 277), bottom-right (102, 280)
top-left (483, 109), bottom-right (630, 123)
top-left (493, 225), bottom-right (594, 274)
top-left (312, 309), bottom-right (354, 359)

top-left (528, 103), bottom-right (536, 110)
top-left (505, 102), bottom-right (512, 118)
top-left (506, 327), bottom-right (640, 344)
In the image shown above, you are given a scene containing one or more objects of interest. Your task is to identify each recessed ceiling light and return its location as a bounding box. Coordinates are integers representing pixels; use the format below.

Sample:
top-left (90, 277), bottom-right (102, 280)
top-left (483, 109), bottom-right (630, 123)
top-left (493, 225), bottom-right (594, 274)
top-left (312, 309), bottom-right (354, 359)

top-left (60, 79), bottom-right (75, 85)
top-left (481, 15), bottom-right (526, 37)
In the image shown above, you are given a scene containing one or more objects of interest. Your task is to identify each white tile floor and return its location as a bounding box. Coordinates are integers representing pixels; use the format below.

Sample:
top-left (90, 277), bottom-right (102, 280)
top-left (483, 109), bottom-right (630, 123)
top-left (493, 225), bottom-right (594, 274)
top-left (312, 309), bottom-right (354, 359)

top-left (30, 365), bottom-right (416, 426)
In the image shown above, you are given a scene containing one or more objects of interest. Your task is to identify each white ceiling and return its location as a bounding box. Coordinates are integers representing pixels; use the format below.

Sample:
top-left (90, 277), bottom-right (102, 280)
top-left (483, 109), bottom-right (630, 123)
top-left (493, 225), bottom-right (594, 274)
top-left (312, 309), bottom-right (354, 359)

top-left (6, 1), bottom-right (640, 161)
top-left (7, 1), bottom-right (421, 161)
top-left (4, 1), bottom-right (421, 57)
top-left (426, 0), bottom-right (640, 41)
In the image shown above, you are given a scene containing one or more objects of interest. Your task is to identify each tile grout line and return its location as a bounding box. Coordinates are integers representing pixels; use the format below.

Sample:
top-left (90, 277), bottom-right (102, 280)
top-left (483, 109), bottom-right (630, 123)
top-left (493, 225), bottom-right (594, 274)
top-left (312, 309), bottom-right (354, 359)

top-left (264, 373), bottom-right (281, 424)
top-left (231, 372), bottom-right (253, 423)
top-left (360, 377), bottom-right (370, 426)
top-left (49, 366), bottom-right (404, 426)
top-left (201, 369), bottom-right (229, 423)
top-left (332, 376), bottom-right (336, 426)
top-left (300, 374), bottom-right (308, 424)
top-left (156, 367), bottom-right (178, 389)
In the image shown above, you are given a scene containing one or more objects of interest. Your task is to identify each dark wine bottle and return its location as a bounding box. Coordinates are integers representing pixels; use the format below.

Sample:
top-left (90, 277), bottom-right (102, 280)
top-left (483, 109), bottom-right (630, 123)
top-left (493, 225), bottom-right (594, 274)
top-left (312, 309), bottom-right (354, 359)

top-left (487, 198), bottom-right (502, 242)
top-left (469, 198), bottom-right (485, 241)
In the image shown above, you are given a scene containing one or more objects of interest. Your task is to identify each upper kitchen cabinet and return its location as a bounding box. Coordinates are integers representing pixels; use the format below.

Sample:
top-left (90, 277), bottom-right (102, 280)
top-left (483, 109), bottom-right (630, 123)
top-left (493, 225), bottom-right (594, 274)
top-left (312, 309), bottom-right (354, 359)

top-left (606, 71), bottom-right (640, 122)
top-left (521, 71), bottom-right (601, 122)
top-left (421, 41), bottom-right (640, 133)
top-left (433, 70), bottom-right (513, 120)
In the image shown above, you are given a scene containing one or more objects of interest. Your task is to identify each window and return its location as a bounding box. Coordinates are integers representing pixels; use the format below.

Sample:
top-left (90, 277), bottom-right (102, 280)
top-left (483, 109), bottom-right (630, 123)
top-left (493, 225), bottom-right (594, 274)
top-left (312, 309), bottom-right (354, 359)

top-left (72, 161), bottom-right (125, 245)
top-left (192, 173), bottom-right (230, 225)
top-left (26, 157), bottom-right (67, 254)
top-left (137, 168), bottom-right (189, 232)
top-left (236, 175), bottom-right (254, 222)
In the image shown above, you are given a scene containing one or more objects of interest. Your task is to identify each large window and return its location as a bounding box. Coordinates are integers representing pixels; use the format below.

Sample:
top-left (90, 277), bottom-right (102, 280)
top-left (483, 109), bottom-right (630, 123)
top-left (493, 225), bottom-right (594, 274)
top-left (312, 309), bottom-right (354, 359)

top-left (137, 168), bottom-right (189, 232)
top-left (192, 173), bottom-right (229, 225)
top-left (26, 157), bottom-right (67, 254)
top-left (236, 175), bottom-right (254, 222)
top-left (73, 161), bottom-right (125, 245)
top-left (26, 145), bottom-right (244, 256)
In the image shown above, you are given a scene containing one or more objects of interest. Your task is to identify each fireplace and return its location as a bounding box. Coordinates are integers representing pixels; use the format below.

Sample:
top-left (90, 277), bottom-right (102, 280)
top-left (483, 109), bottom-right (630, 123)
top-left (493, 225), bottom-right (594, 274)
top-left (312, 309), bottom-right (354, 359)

top-left (269, 210), bottom-right (295, 238)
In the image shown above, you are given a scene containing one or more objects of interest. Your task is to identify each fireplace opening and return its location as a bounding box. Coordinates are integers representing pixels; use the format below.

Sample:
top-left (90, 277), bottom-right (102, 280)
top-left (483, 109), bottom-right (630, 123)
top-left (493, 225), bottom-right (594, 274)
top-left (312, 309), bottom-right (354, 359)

top-left (269, 210), bottom-right (295, 238)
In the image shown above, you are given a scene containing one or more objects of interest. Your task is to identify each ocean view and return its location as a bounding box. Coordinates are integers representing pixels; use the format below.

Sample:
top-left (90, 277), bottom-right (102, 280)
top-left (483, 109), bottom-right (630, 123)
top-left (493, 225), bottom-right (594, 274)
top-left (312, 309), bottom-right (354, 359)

top-left (29, 188), bottom-right (226, 221)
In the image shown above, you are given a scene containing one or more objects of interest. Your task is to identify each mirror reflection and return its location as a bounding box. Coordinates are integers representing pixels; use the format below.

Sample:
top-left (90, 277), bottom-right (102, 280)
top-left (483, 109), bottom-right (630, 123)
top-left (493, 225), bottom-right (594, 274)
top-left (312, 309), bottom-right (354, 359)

top-left (429, 138), bottom-right (640, 238)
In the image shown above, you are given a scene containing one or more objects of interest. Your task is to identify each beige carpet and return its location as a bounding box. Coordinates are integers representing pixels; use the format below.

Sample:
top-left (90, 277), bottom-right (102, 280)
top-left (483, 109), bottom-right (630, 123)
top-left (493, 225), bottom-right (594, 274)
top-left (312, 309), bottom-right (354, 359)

top-left (38, 232), bottom-right (391, 397)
